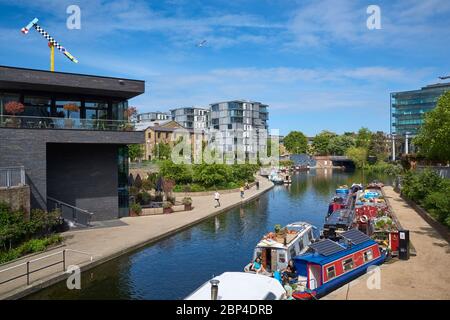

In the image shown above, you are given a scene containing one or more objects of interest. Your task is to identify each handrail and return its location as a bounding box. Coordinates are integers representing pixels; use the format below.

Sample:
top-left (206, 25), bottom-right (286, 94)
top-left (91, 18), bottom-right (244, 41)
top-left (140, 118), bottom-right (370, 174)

top-left (47, 197), bottom-right (94, 226)
top-left (0, 249), bottom-right (94, 286)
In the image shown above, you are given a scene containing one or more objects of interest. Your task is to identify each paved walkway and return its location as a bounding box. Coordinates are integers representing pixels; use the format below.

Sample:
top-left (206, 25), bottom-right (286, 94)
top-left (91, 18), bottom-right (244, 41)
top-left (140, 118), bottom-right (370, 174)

top-left (325, 186), bottom-right (450, 300)
top-left (0, 177), bottom-right (274, 300)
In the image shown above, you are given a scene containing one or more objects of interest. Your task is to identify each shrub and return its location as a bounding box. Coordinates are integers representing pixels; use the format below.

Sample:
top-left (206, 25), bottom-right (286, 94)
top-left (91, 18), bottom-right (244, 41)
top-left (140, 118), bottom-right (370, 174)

top-left (401, 170), bottom-right (442, 204)
top-left (130, 203), bottom-right (142, 215)
top-left (182, 197), bottom-right (192, 205)
top-left (159, 161), bottom-right (192, 184)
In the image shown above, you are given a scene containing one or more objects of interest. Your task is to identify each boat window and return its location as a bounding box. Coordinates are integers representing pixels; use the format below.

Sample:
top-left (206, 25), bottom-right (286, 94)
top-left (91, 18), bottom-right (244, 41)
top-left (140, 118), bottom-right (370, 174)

top-left (326, 266), bottom-right (336, 280)
top-left (342, 258), bottom-right (354, 272)
top-left (289, 247), bottom-right (296, 258)
top-left (278, 252), bottom-right (286, 263)
top-left (264, 292), bottom-right (277, 300)
top-left (363, 250), bottom-right (373, 262)
top-left (298, 240), bottom-right (304, 252)
top-left (307, 229), bottom-right (313, 241)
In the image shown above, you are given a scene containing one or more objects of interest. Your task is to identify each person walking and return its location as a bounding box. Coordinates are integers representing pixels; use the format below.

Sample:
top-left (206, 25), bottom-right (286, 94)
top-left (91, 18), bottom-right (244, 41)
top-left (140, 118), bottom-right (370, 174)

top-left (240, 186), bottom-right (245, 199)
top-left (256, 180), bottom-right (260, 190)
top-left (214, 191), bottom-right (221, 208)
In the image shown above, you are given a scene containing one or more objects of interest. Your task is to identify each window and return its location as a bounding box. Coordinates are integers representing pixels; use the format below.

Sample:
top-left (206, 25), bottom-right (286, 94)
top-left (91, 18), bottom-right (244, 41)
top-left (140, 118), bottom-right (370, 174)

top-left (342, 258), bottom-right (354, 272)
top-left (289, 247), bottom-right (296, 258)
top-left (326, 266), bottom-right (336, 280)
top-left (363, 250), bottom-right (373, 262)
top-left (23, 96), bottom-right (51, 118)
top-left (55, 100), bottom-right (81, 119)
top-left (278, 253), bottom-right (286, 263)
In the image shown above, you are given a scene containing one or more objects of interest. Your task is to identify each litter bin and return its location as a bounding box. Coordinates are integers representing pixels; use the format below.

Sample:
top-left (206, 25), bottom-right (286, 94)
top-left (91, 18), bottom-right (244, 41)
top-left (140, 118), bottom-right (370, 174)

top-left (398, 229), bottom-right (410, 260)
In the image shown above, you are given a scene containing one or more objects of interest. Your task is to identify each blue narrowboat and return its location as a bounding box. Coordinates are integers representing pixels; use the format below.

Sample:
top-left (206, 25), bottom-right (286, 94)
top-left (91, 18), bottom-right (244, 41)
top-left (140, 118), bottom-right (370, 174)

top-left (292, 229), bottom-right (386, 300)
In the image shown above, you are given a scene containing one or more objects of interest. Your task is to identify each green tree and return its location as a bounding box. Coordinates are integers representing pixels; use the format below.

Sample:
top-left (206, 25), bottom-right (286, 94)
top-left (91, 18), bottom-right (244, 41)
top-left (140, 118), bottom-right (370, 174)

top-left (152, 142), bottom-right (171, 160)
top-left (346, 147), bottom-right (368, 168)
top-left (192, 163), bottom-right (232, 188)
top-left (414, 91), bottom-right (450, 162)
top-left (355, 127), bottom-right (372, 149)
top-left (368, 131), bottom-right (388, 161)
top-left (328, 135), bottom-right (355, 156)
top-left (283, 131), bottom-right (308, 154)
top-left (312, 131), bottom-right (337, 155)
top-left (128, 144), bottom-right (144, 162)
top-left (159, 160), bottom-right (192, 184)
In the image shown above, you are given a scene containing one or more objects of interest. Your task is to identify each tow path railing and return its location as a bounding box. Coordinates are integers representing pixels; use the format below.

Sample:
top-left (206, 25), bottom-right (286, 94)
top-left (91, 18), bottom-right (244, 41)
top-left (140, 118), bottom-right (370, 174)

top-left (0, 249), bottom-right (94, 286)
top-left (47, 197), bottom-right (94, 226)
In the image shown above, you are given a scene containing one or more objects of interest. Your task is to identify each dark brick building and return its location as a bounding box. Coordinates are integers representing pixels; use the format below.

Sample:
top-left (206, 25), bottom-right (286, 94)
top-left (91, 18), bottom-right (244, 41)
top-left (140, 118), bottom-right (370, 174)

top-left (0, 65), bottom-right (145, 222)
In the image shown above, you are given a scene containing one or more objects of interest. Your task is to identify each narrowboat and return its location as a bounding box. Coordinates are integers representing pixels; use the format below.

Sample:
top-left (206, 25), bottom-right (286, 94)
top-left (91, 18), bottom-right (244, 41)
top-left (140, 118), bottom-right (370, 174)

top-left (323, 187), bottom-right (356, 239)
top-left (283, 174), bottom-right (292, 184)
top-left (185, 272), bottom-right (286, 300)
top-left (244, 222), bottom-right (320, 273)
top-left (291, 229), bottom-right (386, 300)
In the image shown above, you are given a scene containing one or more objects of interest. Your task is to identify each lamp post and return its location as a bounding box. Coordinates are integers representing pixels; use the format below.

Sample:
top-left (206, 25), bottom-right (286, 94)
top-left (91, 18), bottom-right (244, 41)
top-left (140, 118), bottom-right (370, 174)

top-left (391, 133), bottom-right (396, 161)
top-left (405, 132), bottom-right (411, 155)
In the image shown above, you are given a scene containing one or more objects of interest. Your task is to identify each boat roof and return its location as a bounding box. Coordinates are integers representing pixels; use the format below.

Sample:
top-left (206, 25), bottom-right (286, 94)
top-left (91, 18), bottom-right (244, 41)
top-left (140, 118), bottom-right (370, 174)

top-left (324, 209), bottom-right (354, 226)
top-left (257, 222), bottom-right (314, 248)
top-left (294, 231), bottom-right (377, 265)
top-left (185, 272), bottom-right (285, 300)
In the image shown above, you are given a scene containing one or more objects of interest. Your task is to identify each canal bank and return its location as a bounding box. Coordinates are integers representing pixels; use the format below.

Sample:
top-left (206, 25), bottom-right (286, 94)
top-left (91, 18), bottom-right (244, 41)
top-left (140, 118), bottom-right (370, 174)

top-left (324, 186), bottom-right (450, 300)
top-left (0, 177), bottom-right (274, 300)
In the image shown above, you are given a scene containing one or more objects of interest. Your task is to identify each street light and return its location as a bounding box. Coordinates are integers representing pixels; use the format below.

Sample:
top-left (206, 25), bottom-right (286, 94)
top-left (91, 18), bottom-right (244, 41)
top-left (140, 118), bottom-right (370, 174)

top-left (391, 133), bottom-right (396, 161)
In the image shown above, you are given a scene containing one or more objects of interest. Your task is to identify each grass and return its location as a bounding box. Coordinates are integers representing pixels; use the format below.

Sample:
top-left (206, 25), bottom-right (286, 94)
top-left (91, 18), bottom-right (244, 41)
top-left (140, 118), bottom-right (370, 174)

top-left (0, 234), bottom-right (63, 265)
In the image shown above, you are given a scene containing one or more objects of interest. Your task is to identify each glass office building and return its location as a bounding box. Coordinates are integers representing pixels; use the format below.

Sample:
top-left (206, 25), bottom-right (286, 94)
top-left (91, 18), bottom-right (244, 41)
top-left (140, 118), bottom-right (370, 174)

top-left (390, 82), bottom-right (450, 136)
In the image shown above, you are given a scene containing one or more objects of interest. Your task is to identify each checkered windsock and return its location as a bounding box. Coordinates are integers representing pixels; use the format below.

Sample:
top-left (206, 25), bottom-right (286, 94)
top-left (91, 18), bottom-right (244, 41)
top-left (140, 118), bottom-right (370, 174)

top-left (32, 24), bottom-right (78, 63)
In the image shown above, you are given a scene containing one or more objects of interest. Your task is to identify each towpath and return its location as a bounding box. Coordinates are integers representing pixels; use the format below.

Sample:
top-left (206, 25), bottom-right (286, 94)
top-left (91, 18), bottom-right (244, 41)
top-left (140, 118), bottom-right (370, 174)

top-left (0, 177), bottom-right (273, 299)
top-left (325, 186), bottom-right (450, 300)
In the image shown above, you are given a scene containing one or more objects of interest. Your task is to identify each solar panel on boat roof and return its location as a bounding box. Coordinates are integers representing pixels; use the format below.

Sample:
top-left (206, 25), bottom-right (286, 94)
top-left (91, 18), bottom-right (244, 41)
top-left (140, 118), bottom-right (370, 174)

top-left (309, 239), bottom-right (345, 256)
top-left (341, 229), bottom-right (371, 245)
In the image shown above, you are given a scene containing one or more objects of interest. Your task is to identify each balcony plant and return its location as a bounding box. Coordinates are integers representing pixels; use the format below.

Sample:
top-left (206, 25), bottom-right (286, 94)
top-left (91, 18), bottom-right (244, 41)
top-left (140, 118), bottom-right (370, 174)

top-left (130, 203), bottom-right (142, 217)
top-left (4, 101), bottom-right (25, 127)
top-left (182, 197), bottom-right (193, 211)
top-left (63, 103), bottom-right (79, 128)
top-left (162, 201), bottom-right (173, 214)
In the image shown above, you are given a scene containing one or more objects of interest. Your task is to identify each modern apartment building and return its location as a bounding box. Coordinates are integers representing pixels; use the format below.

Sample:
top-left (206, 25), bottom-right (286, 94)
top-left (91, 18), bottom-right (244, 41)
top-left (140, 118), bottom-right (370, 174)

top-left (391, 82), bottom-right (450, 136)
top-left (0, 65), bottom-right (145, 223)
top-left (170, 107), bottom-right (209, 130)
top-left (209, 100), bottom-right (269, 159)
top-left (137, 111), bottom-right (171, 122)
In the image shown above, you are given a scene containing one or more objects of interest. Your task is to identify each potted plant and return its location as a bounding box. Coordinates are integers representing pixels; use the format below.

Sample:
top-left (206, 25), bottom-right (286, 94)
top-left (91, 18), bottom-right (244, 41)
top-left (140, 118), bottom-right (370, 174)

top-left (162, 201), bottom-right (173, 214)
top-left (130, 203), bottom-right (142, 217)
top-left (63, 103), bottom-right (80, 128)
top-left (4, 101), bottom-right (25, 127)
top-left (182, 197), bottom-right (193, 211)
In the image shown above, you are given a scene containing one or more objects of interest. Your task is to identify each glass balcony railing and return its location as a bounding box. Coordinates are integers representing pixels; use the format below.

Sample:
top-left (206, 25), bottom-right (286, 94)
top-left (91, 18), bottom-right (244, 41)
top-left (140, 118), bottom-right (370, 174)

top-left (0, 115), bottom-right (134, 131)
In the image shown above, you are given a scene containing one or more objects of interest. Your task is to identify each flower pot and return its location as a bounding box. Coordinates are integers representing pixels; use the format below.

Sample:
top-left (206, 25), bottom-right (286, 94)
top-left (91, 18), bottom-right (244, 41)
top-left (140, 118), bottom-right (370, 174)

top-left (130, 210), bottom-right (140, 217)
top-left (184, 204), bottom-right (192, 211)
top-left (163, 207), bottom-right (173, 214)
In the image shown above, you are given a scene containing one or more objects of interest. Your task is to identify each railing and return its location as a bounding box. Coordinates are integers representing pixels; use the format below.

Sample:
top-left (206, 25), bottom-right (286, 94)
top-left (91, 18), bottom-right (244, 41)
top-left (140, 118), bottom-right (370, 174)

top-left (0, 115), bottom-right (133, 131)
top-left (0, 249), bottom-right (93, 286)
top-left (47, 197), bottom-right (94, 226)
top-left (0, 166), bottom-right (26, 188)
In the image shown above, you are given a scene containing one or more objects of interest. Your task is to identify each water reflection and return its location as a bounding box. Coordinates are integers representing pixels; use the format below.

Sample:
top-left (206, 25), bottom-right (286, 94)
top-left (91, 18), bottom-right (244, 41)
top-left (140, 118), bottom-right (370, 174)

top-left (27, 169), bottom-right (392, 300)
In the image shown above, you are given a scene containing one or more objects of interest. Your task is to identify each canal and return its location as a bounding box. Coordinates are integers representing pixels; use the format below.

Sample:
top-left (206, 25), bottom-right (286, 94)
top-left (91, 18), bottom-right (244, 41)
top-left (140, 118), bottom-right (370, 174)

top-left (28, 169), bottom-right (392, 300)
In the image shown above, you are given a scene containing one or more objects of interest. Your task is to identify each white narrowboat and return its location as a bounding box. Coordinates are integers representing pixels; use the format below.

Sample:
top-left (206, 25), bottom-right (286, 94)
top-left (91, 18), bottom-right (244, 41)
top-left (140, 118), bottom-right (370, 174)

top-left (244, 222), bottom-right (320, 273)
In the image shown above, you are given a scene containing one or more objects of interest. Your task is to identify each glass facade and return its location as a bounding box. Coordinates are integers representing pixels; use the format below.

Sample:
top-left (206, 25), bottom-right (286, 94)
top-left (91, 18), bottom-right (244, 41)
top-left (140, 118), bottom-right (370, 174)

top-left (118, 146), bottom-right (130, 218)
top-left (391, 83), bottom-right (450, 136)
top-left (0, 91), bottom-right (131, 131)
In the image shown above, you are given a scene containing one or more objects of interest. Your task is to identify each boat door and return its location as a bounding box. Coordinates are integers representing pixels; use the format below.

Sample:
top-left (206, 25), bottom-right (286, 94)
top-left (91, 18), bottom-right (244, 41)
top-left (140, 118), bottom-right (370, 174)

top-left (308, 264), bottom-right (322, 290)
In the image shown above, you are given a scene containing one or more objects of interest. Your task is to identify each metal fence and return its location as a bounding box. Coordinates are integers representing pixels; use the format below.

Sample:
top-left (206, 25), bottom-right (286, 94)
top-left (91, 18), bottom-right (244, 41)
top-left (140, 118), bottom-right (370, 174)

top-left (0, 166), bottom-right (25, 188)
top-left (417, 166), bottom-right (450, 179)
top-left (47, 197), bottom-right (94, 226)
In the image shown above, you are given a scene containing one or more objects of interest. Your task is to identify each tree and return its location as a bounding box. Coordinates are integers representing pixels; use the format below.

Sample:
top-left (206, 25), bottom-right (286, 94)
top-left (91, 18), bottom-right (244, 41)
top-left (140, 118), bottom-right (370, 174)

top-left (312, 131), bottom-right (337, 155)
top-left (414, 91), bottom-right (450, 162)
top-left (128, 144), bottom-right (144, 162)
top-left (346, 147), bottom-right (368, 168)
top-left (159, 161), bottom-right (192, 184)
top-left (355, 127), bottom-right (372, 149)
top-left (283, 131), bottom-right (308, 154)
top-left (152, 142), bottom-right (171, 160)
top-left (368, 131), bottom-right (388, 161)
top-left (328, 135), bottom-right (355, 156)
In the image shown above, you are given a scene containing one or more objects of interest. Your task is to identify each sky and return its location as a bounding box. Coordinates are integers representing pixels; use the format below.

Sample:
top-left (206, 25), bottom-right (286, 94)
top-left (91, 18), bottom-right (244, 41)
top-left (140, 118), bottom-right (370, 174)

top-left (0, 0), bottom-right (449, 136)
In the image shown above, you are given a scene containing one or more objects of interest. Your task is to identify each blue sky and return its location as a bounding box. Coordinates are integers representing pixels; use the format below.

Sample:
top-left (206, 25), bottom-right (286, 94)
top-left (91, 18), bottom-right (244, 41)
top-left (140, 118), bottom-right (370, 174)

top-left (0, 0), bottom-right (449, 135)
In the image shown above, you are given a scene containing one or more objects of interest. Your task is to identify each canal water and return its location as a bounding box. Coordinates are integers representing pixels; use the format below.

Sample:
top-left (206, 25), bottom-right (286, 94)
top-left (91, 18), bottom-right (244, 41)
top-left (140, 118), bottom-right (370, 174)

top-left (28, 169), bottom-right (392, 300)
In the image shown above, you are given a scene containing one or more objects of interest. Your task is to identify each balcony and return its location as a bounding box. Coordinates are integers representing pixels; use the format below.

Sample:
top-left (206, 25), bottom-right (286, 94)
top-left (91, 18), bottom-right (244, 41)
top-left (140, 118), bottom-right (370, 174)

top-left (0, 115), bottom-right (134, 131)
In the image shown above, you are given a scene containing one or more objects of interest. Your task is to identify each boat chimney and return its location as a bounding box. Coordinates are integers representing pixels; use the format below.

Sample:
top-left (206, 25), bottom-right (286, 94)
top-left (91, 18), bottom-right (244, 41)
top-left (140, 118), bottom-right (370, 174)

top-left (210, 279), bottom-right (220, 300)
